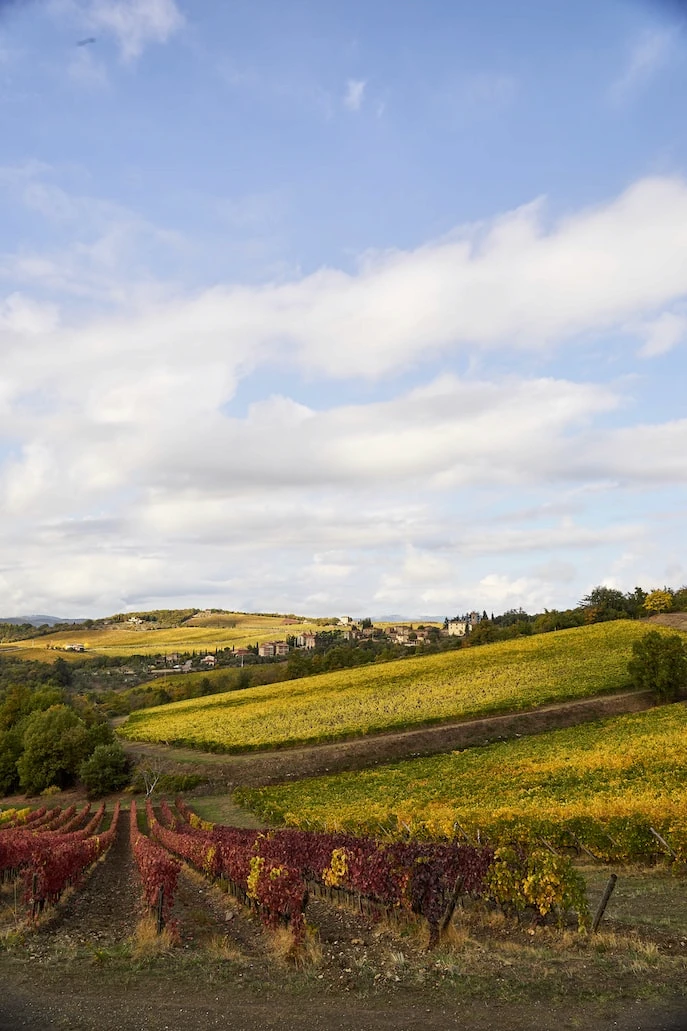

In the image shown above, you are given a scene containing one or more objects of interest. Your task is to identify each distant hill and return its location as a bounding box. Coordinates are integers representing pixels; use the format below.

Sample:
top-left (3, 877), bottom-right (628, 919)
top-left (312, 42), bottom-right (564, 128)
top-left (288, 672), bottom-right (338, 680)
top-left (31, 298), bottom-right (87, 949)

top-left (0, 615), bottom-right (86, 627)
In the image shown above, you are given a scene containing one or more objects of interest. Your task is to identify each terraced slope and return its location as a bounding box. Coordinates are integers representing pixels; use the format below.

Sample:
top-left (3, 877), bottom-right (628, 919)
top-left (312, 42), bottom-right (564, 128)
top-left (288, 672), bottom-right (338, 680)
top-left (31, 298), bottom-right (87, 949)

top-left (120, 621), bottom-right (679, 753)
top-left (238, 701), bottom-right (687, 842)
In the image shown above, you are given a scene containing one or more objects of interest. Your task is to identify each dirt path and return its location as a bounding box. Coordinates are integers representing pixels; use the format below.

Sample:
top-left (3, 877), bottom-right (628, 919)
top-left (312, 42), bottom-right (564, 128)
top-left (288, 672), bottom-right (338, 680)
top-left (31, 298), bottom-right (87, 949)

top-left (1, 949), bottom-right (686, 1031)
top-left (30, 807), bottom-right (141, 956)
top-left (649, 613), bottom-right (687, 631)
top-left (121, 688), bottom-right (656, 788)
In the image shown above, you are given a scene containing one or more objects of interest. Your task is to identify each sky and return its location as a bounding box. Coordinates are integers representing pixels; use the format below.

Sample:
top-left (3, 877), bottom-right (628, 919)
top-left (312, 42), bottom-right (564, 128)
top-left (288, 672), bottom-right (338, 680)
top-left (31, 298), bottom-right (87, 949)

top-left (1, 0), bottom-right (686, 620)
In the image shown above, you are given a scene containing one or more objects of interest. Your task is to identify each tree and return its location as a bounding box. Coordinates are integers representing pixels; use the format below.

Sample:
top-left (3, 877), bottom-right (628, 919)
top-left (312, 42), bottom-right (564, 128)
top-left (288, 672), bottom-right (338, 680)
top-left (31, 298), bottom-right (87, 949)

top-left (580, 586), bottom-right (630, 623)
top-left (16, 705), bottom-right (92, 794)
top-left (0, 728), bottom-right (22, 795)
top-left (79, 742), bottom-right (131, 796)
top-left (51, 656), bottom-right (73, 688)
top-left (643, 589), bottom-right (673, 615)
top-left (628, 631), bottom-right (687, 702)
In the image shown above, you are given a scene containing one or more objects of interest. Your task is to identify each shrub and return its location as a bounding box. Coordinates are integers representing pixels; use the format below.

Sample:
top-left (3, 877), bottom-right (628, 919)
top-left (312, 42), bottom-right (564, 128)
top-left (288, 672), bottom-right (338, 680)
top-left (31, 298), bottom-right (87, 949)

top-left (79, 743), bottom-right (131, 796)
top-left (628, 631), bottom-right (687, 702)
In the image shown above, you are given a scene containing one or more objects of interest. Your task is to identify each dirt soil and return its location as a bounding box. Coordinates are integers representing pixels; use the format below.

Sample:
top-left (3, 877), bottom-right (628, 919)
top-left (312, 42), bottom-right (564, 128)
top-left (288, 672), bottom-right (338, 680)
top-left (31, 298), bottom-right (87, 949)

top-left (649, 613), bottom-right (687, 632)
top-left (120, 689), bottom-right (655, 789)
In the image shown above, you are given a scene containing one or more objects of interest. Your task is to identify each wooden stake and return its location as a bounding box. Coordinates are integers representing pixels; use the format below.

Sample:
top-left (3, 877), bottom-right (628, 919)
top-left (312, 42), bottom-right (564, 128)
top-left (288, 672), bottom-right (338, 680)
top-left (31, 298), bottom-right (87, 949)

top-left (592, 873), bottom-right (617, 932)
top-left (439, 874), bottom-right (464, 937)
top-left (649, 827), bottom-right (676, 859)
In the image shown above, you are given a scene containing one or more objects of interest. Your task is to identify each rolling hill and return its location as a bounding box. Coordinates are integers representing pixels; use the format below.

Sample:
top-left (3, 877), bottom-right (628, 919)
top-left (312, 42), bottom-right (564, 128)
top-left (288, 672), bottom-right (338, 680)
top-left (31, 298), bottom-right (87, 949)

top-left (119, 620), bottom-right (679, 753)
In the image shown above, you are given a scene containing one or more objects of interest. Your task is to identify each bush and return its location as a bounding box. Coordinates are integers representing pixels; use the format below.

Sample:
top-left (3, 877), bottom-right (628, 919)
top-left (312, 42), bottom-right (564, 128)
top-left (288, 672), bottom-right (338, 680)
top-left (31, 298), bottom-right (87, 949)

top-left (79, 742), bottom-right (131, 796)
top-left (0, 728), bottom-right (22, 795)
top-left (628, 631), bottom-right (687, 702)
top-left (16, 705), bottom-right (92, 794)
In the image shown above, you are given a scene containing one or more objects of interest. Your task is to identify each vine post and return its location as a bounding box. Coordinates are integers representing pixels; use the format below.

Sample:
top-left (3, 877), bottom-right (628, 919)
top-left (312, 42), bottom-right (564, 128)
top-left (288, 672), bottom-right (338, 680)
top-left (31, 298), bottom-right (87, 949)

top-left (592, 873), bottom-right (617, 932)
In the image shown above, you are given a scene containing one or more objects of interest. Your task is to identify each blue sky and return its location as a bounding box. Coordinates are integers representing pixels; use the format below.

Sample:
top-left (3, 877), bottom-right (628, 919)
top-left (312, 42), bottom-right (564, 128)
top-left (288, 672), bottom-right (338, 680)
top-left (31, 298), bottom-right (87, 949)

top-left (0, 0), bottom-right (686, 618)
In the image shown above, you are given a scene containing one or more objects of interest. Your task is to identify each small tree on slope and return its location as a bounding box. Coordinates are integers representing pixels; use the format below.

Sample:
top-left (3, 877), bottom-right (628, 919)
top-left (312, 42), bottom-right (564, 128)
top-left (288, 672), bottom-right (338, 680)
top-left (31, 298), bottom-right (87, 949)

top-left (628, 631), bottom-right (687, 702)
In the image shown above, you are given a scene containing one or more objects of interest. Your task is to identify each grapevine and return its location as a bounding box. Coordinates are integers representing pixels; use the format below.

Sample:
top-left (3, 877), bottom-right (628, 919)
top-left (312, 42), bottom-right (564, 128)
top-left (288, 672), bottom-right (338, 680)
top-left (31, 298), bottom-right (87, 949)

top-left (129, 800), bottom-right (180, 927)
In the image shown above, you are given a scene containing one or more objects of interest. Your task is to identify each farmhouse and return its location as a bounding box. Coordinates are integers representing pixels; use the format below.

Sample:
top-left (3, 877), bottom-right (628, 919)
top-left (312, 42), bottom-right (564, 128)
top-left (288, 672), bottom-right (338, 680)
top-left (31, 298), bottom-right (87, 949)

top-left (446, 620), bottom-right (469, 637)
top-left (296, 632), bottom-right (317, 649)
top-left (259, 640), bottom-right (290, 658)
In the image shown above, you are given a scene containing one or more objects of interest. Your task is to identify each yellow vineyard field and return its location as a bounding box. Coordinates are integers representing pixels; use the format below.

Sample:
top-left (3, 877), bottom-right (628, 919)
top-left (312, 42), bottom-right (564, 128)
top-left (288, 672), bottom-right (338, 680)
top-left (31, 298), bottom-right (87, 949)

top-left (237, 702), bottom-right (687, 861)
top-left (0, 613), bottom-right (335, 663)
top-left (120, 621), bottom-right (671, 752)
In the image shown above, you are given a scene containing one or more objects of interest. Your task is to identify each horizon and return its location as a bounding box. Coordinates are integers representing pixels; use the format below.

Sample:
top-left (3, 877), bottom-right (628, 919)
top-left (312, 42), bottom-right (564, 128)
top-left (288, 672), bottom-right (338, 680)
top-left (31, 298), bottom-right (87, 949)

top-left (1, 0), bottom-right (687, 618)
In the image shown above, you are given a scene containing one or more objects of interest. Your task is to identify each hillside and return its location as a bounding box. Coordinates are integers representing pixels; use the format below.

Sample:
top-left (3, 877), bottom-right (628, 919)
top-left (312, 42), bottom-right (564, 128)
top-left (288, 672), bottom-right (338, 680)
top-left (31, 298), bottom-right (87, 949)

top-left (0, 611), bottom-right (339, 663)
top-left (119, 620), bottom-right (679, 753)
top-left (237, 701), bottom-right (687, 847)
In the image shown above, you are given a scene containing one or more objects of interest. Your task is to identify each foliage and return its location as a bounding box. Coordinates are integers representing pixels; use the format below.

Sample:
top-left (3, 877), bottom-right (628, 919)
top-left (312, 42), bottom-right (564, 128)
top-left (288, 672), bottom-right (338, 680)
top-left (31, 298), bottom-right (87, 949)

top-left (644, 590), bottom-right (674, 615)
top-left (155, 800), bottom-right (307, 937)
top-left (0, 800), bottom-right (118, 915)
top-left (129, 800), bottom-right (180, 926)
top-left (23, 803), bottom-right (118, 912)
top-left (79, 742), bottom-right (131, 796)
top-left (119, 622), bottom-right (669, 752)
top-left (628, 631), bottom-right (687, 702)
top-left (15, 705), bottom-right (113, 795)
top-left (173, 800), bottom-right (587, 939)
top-left (486, 846), bottom-right (589, 928)
top-left (0, 728), bottom-right (23, 795)
top-left (0, 806), bottom-right (30, 827)
top-left (236, 703), bottom-right (687, 866)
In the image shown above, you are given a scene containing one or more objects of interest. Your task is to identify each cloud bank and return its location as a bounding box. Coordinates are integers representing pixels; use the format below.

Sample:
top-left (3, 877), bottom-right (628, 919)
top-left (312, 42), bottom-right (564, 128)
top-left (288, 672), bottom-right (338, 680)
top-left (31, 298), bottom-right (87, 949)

top-left (1, 175), bottom-right (687, 615)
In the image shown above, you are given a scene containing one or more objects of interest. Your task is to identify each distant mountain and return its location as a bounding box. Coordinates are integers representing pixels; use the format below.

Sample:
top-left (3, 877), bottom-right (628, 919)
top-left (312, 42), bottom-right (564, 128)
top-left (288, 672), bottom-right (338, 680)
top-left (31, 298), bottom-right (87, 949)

top-left (0, 615), bottom-right (87, 627)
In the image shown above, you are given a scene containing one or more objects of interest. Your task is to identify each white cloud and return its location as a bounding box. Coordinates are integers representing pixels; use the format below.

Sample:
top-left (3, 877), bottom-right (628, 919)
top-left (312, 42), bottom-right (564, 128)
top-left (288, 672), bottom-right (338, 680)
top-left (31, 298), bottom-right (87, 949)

top-left (0, 293), bottom-right (59, 335)
top-left (637, 309), bottom-right (687, 357)
top-left (2, 174), bottom-right (687, 614)
top-left (53, 0), bottom-right (183, 61)
top-left (6, 173), bottom-right (687, 374)
top-left (343, 78), bottom-right (366, 111)
top-left (609, 27), bottom-right (675, 103)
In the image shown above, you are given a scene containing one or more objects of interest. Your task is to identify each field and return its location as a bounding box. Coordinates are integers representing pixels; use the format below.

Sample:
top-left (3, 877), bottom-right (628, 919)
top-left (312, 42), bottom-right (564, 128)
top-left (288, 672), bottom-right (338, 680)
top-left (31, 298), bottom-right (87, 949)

top-left (119, 621), bottom-right (673, 752)
top-left (0, 611), bottom-right (336, 663)
top-left (237, 702), bottom-right (687, 853)
top-left (3, 794), bottom-right (687, 1031)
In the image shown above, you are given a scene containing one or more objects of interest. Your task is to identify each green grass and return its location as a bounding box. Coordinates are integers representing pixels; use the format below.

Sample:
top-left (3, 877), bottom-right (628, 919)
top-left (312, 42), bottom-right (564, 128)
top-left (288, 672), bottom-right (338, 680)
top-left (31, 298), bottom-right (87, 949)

top-left (119, 621), bottom-right (672, 753)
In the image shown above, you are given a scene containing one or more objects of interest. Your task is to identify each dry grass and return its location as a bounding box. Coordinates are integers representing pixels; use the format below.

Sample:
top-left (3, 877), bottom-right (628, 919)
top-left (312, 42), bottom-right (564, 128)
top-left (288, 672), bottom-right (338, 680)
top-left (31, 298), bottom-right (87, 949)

top-left (204, 933), bottom-right (244, 963)
top-left (267, 924), bottom-right (323, 968)
top-left (439, 917), bottom-right (472, 952)
top-left (131, 914), bottom-right (177, 959)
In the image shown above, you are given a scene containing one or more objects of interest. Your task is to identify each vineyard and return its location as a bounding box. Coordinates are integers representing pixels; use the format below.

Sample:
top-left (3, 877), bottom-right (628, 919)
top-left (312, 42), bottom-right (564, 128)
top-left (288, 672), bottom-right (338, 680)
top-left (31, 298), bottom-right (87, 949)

top-left (0, 612), bottom-right (337, 663)
top-left (119, 621), bottom-right (668, 752)
top-left (3, 792), bottom-right (687, 1031)
top-left (0, 795), bottom-right (593, 945)
top-left (0, 800), bottom-right (120, 916)
top-left (237, 702), bottom-right (687, 864)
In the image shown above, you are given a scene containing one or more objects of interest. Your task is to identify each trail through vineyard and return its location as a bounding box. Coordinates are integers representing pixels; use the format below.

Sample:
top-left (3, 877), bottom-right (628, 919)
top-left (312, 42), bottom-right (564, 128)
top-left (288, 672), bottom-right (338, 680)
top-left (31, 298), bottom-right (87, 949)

top-left (2, 804), bottom-right (687, 1031)
top-left (29, 806), bottom-right (141, 956)
top-left (121, 687), bottom-right (654, 789)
